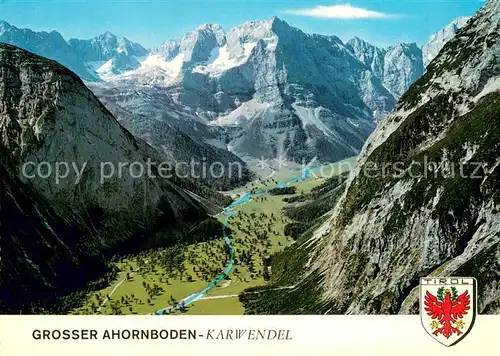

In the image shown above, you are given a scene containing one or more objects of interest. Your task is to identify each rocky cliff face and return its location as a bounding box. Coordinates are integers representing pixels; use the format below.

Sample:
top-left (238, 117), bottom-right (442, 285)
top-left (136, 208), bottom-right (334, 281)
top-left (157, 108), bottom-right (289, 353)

top-left (422, 17), bottom-right (470, 67)
top-left (346, 37), bottom-right (386, 79)
top-left (314, 0), bottom-right (500, 315)
top-left (89, 83), bottom-right (253, 189)
top-left (1, 144), bottom-right (95, 312)
top-left (0, 44), bottom-right (214, 312)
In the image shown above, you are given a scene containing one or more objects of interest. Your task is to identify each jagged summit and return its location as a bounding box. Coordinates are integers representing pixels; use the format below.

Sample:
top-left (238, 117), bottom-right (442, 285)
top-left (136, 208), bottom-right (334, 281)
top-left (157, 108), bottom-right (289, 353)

top-left (196, 23), bottom-right (225, 32)
top-left (347, 36), bottom-right (374, 47)
top-left (102, 30), bottom-right (116, 38)
top-left (67, 31), bottom-right (147, 76)
top-left (387, 42), bottom-right (419, 50)
top-left (346, 38), bottom-right (423, 98)
top-left (0, 20), bottom-right (95, 80)
top-left (85, 15), bottom-right (430, 164)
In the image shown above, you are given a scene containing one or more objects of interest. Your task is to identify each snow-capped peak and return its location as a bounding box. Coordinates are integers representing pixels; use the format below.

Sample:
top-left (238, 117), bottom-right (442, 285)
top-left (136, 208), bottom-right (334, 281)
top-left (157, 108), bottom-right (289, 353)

top-left (179, 23), bottom-right (227, 63)
top-left (227, 16), bottom-right (287, 43)
top-left (0, 20), bottom-right (12, 34)
top-left (101, 30), bottom-right (116, 39)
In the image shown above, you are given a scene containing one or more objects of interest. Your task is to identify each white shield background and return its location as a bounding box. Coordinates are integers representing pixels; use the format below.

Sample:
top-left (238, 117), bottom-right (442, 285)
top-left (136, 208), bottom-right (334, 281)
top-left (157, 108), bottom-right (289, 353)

top-left (420, 277), bottom-right (477, 347)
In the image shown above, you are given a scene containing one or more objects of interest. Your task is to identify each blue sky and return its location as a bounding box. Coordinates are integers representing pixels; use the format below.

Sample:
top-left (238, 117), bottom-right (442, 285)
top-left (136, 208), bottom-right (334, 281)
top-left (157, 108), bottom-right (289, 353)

top-left (0, 0), bottom-right (485, 48)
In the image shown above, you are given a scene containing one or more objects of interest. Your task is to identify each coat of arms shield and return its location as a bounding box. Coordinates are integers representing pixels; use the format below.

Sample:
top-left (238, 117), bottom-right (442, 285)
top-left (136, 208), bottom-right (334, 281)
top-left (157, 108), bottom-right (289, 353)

top-left (420, 277), bottom-right (477, 347)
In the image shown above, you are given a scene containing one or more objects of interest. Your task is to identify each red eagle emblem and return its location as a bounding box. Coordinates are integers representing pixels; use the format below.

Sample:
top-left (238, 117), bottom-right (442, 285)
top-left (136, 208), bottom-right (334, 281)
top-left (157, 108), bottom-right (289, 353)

top-left (424, 287), bottom-right (471, 339)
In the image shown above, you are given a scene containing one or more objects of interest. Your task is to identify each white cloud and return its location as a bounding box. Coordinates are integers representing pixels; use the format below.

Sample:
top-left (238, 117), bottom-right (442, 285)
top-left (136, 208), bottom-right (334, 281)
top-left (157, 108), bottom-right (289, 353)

top-left (284, 3), bottom-right (398, 19)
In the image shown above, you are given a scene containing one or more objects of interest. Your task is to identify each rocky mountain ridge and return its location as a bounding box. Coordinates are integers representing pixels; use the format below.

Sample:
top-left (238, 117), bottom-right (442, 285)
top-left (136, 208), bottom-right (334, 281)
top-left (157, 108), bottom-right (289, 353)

top-left (346, 38), bottom-right (424, 98)
top-left (315, 0), bottom-right (500, 314)
top-left (422, 16), bottom-right (470, 67)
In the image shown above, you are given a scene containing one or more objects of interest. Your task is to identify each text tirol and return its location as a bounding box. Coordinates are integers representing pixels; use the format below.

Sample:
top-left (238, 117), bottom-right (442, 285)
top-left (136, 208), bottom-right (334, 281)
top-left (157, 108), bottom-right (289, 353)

top-left (421, 278), bottom-right (473, 285)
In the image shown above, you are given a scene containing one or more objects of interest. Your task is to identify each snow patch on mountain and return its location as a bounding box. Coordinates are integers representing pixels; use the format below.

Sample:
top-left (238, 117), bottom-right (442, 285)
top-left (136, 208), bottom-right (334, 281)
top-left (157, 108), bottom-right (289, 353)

top-left (193, 42), bottom-right (257, 75)
top-left (210, 99), bottom-right (270, 126)
top-left (474, 76), bottom-right (500, 102)
top-left (293, 104), bottom-right (338, 140)
top-left (1, 16), bottom-right (472, 167)
top-left (100, 52), bottom-right (186, 84)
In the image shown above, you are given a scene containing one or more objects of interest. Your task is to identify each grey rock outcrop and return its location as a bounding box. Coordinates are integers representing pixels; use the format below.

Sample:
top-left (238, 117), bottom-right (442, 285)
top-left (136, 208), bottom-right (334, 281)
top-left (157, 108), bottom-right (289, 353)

top-left (0, 21), bottom-right (96, 81)
top-left (68, 31), bottom-right (148, 75)
top-left (347, 38), bottom-right (424, 98)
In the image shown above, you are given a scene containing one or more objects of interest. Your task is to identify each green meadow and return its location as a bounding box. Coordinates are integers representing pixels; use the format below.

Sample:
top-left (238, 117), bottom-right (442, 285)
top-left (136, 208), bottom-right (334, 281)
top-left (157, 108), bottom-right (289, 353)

top-left (71, 160), bottom-right (350, 315)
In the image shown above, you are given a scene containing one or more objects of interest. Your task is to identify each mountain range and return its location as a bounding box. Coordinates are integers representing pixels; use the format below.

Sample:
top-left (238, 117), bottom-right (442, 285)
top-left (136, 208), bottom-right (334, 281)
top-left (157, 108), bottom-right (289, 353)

top-left (0, 17), bottom-right (466, 168)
